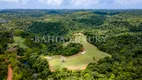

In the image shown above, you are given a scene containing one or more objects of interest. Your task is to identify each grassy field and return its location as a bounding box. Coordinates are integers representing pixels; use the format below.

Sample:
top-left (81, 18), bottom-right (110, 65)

top-left (42, 33), bottom-right (111, 71)
top-left (8, 36), bottom-right (28, 49)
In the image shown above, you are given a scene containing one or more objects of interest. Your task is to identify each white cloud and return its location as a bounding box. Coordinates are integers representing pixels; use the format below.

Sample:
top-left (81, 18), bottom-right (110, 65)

top-left (70, 0), bottom-right (100, 6)
top-left (2, 0), bottom-right (30, 4)
top-left (0, 0), bottom-right (142, 9)
top-left (1, 0), bottom-right (141, 7)
top-left (114, 0), bottom-right (142, 5)
top-left (21, 0), bottom-right (29, 4)
top-left (0, 0), bottom-right (19, 3)
top-left (38, 0), bottom-right (64, 6)
top-left (38, 0), bottom-right (100, 6)
top-left (0, 0), bottom-right (29, 4)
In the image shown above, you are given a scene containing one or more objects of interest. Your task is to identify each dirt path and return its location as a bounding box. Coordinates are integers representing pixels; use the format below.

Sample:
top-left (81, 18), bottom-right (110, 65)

top-left (7, 64), bottom-right (13, 80)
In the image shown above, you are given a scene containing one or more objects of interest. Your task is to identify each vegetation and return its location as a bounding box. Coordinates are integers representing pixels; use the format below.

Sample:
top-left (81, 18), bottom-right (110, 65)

top-left (0, 9), bottom-right (142, 80)
top-left (28, 22), bottom-right (69, 35)
top-left (44, 33), bottom-right (110, 71)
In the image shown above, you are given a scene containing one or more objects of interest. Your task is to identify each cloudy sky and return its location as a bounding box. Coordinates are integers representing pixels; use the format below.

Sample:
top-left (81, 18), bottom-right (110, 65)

top-left (0, 0), bottom-right (142, 9)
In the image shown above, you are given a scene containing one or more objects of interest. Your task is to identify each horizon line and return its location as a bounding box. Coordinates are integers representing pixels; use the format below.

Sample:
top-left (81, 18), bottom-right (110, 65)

top-left (0, 8), bottom-right (142, 10)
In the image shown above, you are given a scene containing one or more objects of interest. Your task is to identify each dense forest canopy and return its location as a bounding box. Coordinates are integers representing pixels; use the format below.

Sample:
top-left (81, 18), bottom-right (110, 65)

top-left (0, 9), bottom-right (142, 80)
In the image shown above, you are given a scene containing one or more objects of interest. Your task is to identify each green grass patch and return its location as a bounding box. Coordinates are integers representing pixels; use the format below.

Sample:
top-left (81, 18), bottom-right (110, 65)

top-left (8, 36), bottom-right (28, 49)
top-left (42, 33), bottom-right (111, 71)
